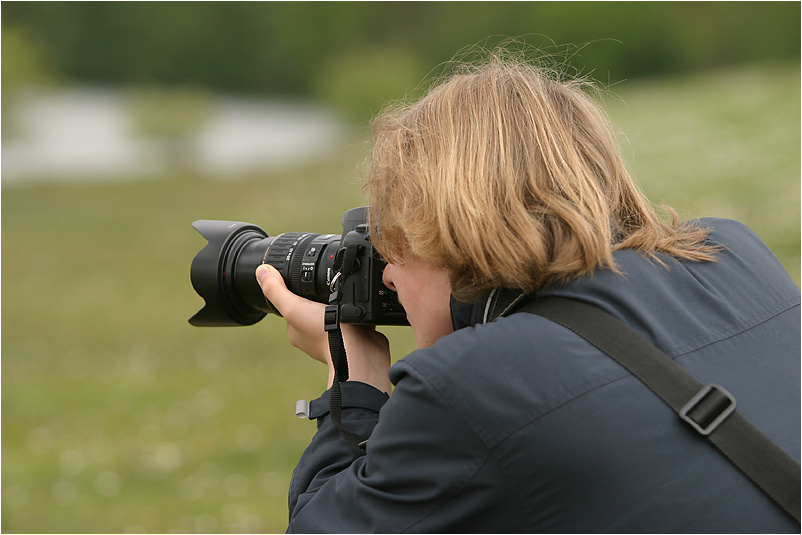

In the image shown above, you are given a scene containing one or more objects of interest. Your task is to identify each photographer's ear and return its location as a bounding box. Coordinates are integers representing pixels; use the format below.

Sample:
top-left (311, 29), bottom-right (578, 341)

top-left (382, 263), bottom-right (397, 292)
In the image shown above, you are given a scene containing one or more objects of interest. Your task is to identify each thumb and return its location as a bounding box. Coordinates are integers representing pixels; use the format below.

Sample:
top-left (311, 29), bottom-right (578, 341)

top-left (255, 264), bottom-right (299, 315)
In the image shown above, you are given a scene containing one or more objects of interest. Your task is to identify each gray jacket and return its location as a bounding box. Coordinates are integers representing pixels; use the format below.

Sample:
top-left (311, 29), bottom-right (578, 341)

top-left (287, 218), bottom-right (800, 533)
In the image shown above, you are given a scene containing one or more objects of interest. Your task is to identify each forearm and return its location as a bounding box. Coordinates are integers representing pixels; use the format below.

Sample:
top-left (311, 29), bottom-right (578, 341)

top-left (285, 359), bottom-right (492, 533)
top-left (289, 382), bottom-right (389, 520)
top-left (339, 324), bottom-right (392, 394)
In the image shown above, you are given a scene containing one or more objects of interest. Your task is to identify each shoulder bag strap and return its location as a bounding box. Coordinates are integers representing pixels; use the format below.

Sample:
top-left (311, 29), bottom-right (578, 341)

top-left (509, 296), bottom-right (800, 523)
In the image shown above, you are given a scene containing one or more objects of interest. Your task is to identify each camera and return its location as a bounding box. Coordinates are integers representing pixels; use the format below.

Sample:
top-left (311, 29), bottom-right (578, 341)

top-left (188, 206), bottom-right (407, 327)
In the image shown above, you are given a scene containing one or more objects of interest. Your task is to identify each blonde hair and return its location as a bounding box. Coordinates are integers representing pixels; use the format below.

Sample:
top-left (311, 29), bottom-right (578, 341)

top-left (366, 52), bottom-right (716, 301)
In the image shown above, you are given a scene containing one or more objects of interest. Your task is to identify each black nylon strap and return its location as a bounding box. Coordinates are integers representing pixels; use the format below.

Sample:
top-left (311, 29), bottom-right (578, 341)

top-left (510, 296), bottom-right (800, 523)
top-left (327, 309), bottom-right (349, 381)
top-left (338, 242), bottom-right (361, 296)
top-left (324, 242), bottom-right (369, 450)
top-left (329, 355), bottom-right (369, 449)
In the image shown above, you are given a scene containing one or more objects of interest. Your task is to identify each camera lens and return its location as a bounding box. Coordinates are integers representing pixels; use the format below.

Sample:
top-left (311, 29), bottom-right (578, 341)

top-left (260, 232), bottom-right (341, 300)
top-left (189, 220), bottom-right (340, 327)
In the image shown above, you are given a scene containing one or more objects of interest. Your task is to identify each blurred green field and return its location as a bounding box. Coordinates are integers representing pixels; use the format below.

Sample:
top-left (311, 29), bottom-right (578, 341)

top-left (2, 62), bottom-right (799, 533)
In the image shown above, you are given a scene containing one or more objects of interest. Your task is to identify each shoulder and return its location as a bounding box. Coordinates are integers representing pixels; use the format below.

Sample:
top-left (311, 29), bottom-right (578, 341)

top-left (539, 217), bottom-right (799, 356)
top-left (698, 216), bottom-right (768, 245)
top-left (696, 217), bottom-right (797, 290)
top-left (390, 313), bottom-right (627, 447)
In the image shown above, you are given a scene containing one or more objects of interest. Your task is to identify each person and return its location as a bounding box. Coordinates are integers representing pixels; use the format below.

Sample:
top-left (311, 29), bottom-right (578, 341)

top-left (254, 51), bottom-right (800, 532)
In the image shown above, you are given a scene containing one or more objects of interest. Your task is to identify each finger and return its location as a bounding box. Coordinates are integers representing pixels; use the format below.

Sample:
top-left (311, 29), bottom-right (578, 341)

top-left (255, 264), bottom-right (303, 316)
top-left (287, 323), bottom-right (330, 365)
top-left (256, 264), bottom-right (329, 363)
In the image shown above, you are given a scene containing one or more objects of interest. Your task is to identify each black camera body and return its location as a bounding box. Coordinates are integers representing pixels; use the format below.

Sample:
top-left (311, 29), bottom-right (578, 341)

top-left (189, 206), bottom-right (406, 327)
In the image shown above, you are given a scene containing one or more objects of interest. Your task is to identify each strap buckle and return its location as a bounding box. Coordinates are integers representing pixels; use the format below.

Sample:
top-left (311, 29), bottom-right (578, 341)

top-left (679, 383), bottom-right (737, 436)
top-left (324, 304), bottom-right (340, 332)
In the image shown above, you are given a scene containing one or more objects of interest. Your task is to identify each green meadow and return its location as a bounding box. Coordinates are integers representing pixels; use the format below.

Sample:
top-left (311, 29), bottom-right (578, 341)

top-left (3, 62), bottom-right (799, 533)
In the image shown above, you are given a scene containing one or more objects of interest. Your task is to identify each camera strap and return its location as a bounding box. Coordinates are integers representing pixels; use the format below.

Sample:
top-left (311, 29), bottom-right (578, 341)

top-left (324, 243), bottom-right (370, 449)
top-left (505, 295), bottom-right (801, 523)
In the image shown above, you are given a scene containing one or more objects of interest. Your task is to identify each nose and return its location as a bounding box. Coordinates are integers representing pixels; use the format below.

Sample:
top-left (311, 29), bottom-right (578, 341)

top-left (382, 264), bottom-right (397, 292)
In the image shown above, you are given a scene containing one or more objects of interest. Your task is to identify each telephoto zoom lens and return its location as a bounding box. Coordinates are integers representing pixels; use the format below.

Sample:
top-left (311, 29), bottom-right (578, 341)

top-left (189, 220), bottom-right (340, 326)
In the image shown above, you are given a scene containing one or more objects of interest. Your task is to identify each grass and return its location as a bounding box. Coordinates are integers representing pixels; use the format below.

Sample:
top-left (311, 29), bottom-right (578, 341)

top-left (607, 61), bottom-right (800, 274)
top-left (2, 61), bottom-right (799, 533)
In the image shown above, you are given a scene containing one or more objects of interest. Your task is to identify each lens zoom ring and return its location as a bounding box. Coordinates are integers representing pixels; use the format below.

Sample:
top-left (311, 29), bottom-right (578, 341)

top-left (263, 233), bottom-right (300, 271)
top-left (263, 233), bottom-right (314, 293)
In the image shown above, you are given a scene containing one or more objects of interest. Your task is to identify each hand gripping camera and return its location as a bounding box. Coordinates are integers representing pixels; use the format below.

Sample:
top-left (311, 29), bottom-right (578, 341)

top-left (188, 206), bottom-right (407, 327)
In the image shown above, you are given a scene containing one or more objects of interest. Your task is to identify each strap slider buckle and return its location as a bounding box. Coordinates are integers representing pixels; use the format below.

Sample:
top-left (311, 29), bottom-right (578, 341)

top-left (324, 304), bottom-right (340, 332)
top-left (679, 383), bottom-right (737, 436)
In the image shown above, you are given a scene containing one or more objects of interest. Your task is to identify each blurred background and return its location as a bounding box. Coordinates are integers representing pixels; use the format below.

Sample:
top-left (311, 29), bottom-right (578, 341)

top-left (2, 2), bottom-right (799, 532)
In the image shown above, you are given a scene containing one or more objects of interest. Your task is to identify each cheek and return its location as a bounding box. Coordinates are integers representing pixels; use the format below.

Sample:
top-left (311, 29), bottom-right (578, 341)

top-left (403, 277), bottom-right (453, 348)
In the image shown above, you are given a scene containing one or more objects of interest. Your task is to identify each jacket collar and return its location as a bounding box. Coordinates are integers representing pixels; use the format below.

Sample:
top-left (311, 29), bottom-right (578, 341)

top-left (450, 288), bottom-right (530, 330)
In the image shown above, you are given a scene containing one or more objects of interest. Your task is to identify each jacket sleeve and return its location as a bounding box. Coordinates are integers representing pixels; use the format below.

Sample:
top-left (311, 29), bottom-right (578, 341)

top-left (286, 362), bottom-right (497, 533)
top-left (288, 381), bottom-right (388, 518)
